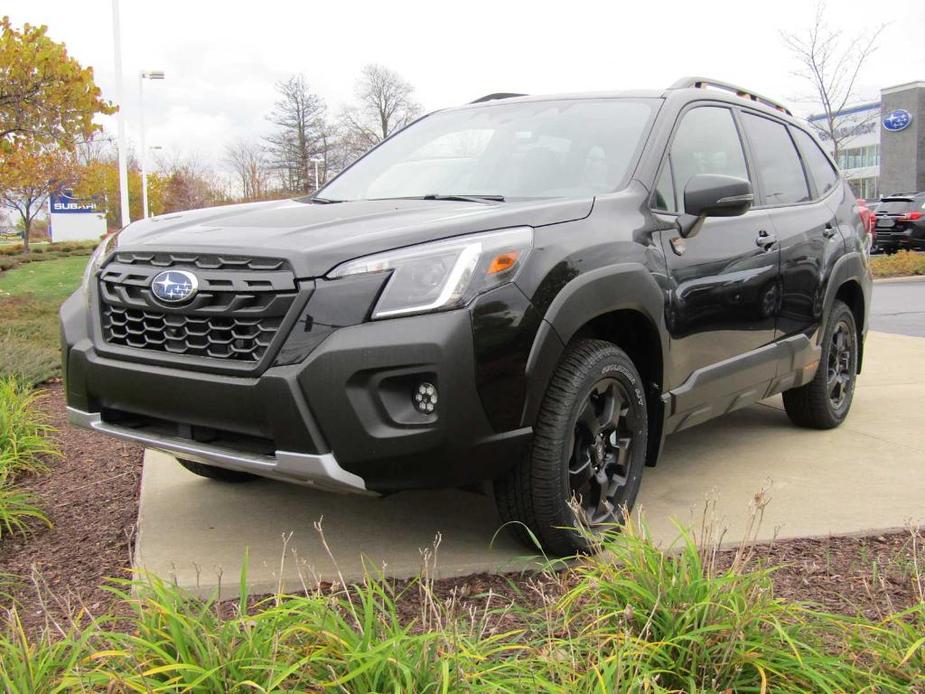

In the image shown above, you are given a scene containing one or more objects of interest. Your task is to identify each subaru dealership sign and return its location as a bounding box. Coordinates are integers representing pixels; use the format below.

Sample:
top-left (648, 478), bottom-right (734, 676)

top-left (49, 191), bottom-right (99, 214)
top-left (883, 109), bottom-right (912, 132)
top-left (48, 191), bottom-right (106, 242)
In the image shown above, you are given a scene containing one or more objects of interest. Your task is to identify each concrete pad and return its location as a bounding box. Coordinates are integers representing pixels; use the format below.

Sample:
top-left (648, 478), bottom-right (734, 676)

top-left (134, 331), bottom-right (925, 599)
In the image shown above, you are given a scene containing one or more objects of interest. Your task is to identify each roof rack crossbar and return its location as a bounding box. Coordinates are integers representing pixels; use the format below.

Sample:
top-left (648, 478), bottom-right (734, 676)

top-left (470, 92), bottom-right (527, 104)
top-left (669, 77), bottom-right (792, 116)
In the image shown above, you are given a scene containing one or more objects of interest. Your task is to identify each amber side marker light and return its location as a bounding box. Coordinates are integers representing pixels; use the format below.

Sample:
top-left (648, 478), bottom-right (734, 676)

top-left (487, 251), bottom-right (520, 274)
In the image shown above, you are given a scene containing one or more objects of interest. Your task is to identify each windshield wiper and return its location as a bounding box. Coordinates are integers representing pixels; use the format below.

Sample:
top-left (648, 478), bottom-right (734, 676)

top-left (309, 196), bottom-right (343, 204)
top-left (422, 194), bottom-right (505, 203)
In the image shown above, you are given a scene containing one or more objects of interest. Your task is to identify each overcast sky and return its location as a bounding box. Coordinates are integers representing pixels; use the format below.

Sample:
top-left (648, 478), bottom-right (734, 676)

top-left (9, 0), bottom-right (925, 172)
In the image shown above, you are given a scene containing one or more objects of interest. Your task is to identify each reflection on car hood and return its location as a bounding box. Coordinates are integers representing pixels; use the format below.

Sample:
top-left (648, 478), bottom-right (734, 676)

top-left (114, 197), bottom-right (594, 277)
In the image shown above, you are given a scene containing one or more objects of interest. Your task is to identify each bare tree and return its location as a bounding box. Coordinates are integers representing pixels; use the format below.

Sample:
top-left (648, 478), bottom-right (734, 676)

top-left (264, 75), bottom-right (328, 194)
top-left (781, 2), bottom-right (884, 158)
top-left (225, 140), bottom-right (271, 200)
top-left (154, 152), bottom-right (229, 213)
top-left (340, 64), bottom-right (421, 157)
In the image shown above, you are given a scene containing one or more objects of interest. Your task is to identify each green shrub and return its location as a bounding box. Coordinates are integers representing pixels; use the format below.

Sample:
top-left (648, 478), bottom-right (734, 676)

top-left (870, 250), bottom-right (925, 278)
top-left (557, 517), bottom-right (868, 693)
top-left (0, 520), bottom-right (922, 692)
top-left (0, 488), bottom-right (48, 539)
top-left (0, 611), bottom-right (92, 694)
top-left (0, 379), bottom-right (56, 539)
top-left (0, 378), bottom-right (58, 478)
top-left (0, 257), bottom-right (18, 272)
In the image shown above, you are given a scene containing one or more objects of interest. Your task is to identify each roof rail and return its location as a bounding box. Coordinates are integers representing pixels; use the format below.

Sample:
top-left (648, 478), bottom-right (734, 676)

top-left (669, 77), bottom-right (792, 116)
top-left (470, 92), bottom-right (526, 104)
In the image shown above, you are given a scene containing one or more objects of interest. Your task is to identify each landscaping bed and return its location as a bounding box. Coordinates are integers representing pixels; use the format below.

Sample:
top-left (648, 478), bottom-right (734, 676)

top-left (0, 384), bottom-right (144, 635)
top-left (0, 385), bottom-right (922, 690)
top-left (870, 249), bottom-right (925, 278)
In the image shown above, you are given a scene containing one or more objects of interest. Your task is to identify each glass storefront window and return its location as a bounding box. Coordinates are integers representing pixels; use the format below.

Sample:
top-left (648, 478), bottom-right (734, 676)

top-left (837, 144), bottom-right (880, 170)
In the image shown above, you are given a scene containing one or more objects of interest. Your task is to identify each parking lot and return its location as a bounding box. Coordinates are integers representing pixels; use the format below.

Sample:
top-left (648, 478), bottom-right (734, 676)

top-left (134, 283), bottom-right (925, 598)
top-left (870, 277), bottom-right (925, 337)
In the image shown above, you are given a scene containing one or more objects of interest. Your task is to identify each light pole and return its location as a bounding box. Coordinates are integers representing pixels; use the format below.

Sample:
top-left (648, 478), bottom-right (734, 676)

top-left (111, 0), bottom-right (130, 227)
top-left (310, 156), bottom-right (324, 193)
top-left (139, 70), bottom-right (165, 219)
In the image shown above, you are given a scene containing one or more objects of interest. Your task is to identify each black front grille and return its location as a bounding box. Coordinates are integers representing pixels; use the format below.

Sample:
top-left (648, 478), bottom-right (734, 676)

top-left (97, 254), bottom-right (297, 364)
top-left (102, 304), bottom-right (283, 361)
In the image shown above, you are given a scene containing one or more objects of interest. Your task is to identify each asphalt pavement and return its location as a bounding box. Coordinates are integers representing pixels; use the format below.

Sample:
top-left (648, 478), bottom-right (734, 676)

top-left (870, 277), bottom-right (925, 337)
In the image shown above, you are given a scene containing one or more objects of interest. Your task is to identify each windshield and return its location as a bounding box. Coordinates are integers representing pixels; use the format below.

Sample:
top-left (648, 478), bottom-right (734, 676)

top-left (319, 98), bottom-right (658, 201)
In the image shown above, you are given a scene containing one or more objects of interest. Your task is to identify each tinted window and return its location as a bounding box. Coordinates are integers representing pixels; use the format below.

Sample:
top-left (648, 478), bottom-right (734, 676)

top-left (319, 99), bottom-right (657, 201)
top-left (668, 107), bottom-right (749, 214)
top-left (791, 127), bottom-right (839, 197)
top-left (741, 113), bottom-right (810, 205)
top-left (878, 200), bottom-right (915, 215)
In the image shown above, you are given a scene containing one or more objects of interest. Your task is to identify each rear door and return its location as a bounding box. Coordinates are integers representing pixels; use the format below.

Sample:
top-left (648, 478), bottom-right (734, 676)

top-left (738, 113), bottom-right (836, 340)
top-left (652, 104), bottom-right (778, 420)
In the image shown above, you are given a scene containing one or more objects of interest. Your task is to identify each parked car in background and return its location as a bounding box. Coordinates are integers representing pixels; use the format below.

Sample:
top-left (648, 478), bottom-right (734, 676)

top-left (62, 77), bottom-right (872, 555)
top-left (873, 193), bottom-right (925, 253)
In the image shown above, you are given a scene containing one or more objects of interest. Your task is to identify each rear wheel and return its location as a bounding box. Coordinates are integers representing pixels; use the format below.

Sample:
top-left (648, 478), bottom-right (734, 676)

top-left (177, 459), bottom-right (256, 483)
top-left (782, 299), bottom-right (858, 429)
top-left (494, 339), bottom-right (648, 555)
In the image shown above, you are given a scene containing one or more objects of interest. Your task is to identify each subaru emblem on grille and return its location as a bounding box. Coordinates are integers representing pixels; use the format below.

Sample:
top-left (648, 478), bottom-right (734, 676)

top-left (150, 270), bottom-right (199, 304)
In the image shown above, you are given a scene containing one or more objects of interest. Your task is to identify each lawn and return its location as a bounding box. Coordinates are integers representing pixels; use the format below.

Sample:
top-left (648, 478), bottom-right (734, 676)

top-left (0, 256), bottom-right (87, 384)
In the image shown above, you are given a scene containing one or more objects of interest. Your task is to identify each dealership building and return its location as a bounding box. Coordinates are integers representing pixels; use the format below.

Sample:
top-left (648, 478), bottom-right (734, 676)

top-left (807, 81), bottom-right (925, 200)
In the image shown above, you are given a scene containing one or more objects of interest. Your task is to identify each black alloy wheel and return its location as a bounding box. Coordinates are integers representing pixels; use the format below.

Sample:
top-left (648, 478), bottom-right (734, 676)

top-left (783, 299), bottom-right (858, 429)
top-left (569, 378), bottom-right (638, 527)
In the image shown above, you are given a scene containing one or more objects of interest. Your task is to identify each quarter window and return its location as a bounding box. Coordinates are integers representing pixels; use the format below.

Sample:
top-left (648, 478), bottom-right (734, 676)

top-left (666, 107), bottom-right (749, 214)
top-left (741, 113), bottom-right (810, 205)
top-left (790, 127), bottom-right (839, 197)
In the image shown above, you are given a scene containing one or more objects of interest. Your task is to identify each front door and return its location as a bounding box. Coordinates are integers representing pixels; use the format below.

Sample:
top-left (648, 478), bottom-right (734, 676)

top-left (651, 105), bottom-right (780, 425)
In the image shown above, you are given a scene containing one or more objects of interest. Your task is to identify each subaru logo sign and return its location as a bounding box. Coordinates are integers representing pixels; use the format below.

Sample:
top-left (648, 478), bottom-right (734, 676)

top-left (883, 109), bottom-right (912, 132)
top-left (151, 270), bottom-right (199, 304)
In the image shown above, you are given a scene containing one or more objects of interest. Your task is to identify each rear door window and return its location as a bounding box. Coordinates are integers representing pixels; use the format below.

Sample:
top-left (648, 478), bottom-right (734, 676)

top-left (741, 112), bottom-right (810, 206)
top-left (790, 127), bottom-right (839, 197)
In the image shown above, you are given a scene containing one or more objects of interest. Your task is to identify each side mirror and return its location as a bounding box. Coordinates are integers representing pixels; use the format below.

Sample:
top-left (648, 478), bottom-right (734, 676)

top-left (679, 174), bottom-right (754, 238)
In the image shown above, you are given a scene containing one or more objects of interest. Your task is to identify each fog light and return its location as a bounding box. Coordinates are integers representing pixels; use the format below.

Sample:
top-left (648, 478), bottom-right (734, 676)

top-left (413, 382), bottom-right (438, 414)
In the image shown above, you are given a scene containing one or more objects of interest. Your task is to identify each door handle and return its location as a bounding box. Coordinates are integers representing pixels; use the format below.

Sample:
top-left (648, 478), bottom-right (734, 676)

top-left (823, 223), bottom-right (837, 239)
top-left (756, 229), bottom-right (777, 250)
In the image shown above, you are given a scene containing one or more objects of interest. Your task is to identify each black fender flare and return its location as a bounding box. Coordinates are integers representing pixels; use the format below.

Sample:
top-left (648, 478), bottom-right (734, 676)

top-left (820, 250), bottom-right (871, 370)
top-left (520, 263), bottom-right (669, 464)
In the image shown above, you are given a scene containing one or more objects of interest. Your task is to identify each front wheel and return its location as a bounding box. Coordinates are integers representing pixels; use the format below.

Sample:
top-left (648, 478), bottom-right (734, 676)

top-left (782, 299), bottom-right (858, 429)
top-left (494, 339), bottom-right (648, 555)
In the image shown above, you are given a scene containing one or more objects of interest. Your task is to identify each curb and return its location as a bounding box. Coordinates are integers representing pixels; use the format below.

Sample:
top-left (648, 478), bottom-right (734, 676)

top-left (873, 275), bottom-right (925, 284)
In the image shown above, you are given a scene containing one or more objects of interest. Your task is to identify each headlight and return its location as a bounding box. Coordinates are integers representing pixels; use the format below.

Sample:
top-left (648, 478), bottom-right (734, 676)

top-left (80, 234), bottom-right (118, 295)
top-left (328, 227), bottom-right (533, 319)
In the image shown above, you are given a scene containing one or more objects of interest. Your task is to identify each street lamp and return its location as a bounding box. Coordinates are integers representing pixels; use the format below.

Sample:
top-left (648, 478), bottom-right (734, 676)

top-left (111, 0), bottom-right (130, 227)
top-left (310, 156), bottom-right (324, 193)
top-left (139, 70), bottom-right (165, 219)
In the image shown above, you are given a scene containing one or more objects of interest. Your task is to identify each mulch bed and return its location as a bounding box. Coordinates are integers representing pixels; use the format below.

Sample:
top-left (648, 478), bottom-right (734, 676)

top-left (0, 383), bottom-right (144, 634)
top-left (1, 385), bottom-right (922, 635)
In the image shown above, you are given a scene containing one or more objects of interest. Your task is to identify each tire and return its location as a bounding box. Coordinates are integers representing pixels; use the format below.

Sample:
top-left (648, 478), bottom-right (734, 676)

top-left (782, 299), bottom-right (858, 429)
top-left (177, 459), bottom-right (257, 483)
top-left (494, 339), bottom-right (648, 556)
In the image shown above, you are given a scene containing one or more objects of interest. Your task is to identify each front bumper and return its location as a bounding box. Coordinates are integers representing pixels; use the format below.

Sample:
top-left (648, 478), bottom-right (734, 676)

top-left (61, 291), bottom-right (531, 493)
top-left (67, 406), bottom-right (371, 494)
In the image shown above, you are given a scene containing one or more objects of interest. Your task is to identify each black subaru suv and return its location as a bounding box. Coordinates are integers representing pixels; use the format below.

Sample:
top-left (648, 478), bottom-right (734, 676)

top-left (62, 78), bottom-right (871, 555)
top-left (872, 192), bottom-right (925, 253)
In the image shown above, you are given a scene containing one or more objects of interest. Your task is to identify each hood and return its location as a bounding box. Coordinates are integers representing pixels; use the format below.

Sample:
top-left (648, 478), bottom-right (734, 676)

top-left (114, 196), bottom-right (593, 277)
